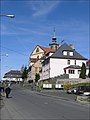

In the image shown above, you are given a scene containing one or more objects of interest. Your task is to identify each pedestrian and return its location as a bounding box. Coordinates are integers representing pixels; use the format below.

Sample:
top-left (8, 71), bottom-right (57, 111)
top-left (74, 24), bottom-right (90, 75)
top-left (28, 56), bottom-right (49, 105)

top-left (5, 86), bottom-right (11, 98)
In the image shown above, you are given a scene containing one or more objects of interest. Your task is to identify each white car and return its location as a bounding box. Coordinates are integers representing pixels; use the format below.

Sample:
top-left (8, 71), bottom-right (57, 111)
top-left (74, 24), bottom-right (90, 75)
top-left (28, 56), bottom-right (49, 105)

top-left (83, 92), bottom-right (90, 96)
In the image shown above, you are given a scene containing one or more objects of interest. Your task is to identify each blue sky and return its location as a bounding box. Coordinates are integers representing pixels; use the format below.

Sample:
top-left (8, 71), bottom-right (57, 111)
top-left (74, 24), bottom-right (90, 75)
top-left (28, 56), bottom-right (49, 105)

top-left (1, 0), bottom-right (89, 79)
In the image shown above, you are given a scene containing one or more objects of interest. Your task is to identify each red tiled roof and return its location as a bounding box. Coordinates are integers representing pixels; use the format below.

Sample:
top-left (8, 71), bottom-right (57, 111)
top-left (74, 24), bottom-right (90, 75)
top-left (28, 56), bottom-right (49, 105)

top-left (39, 45), bottom-right (54, 55)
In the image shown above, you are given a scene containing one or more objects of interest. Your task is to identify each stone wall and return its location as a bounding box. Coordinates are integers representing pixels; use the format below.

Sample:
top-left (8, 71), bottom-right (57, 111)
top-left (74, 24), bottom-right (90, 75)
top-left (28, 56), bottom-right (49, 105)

top-left (56, 78), bottom-right (90, 85)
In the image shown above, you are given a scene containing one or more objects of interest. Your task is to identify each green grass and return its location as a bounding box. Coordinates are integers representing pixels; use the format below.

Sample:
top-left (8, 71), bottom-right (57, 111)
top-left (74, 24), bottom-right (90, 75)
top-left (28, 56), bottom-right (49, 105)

top-left (71, 83), bottom-right (90, 88)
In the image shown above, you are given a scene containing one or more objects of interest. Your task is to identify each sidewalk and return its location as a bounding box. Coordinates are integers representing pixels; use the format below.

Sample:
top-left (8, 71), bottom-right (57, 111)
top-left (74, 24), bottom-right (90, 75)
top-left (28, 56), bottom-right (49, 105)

top-left (0, 97), bottom-right (24, 120)
top-left (0, 97), bottom-right (12, 119)
top-left (0, 98), bottom-right (4, 109)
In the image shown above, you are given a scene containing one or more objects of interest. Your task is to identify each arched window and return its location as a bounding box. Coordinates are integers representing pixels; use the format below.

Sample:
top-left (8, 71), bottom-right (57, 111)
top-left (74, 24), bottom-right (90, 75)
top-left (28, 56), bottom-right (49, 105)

top-left (36, 48), bottom-right (39, 52)
top-left (37, 56), bottom-right (39, 59)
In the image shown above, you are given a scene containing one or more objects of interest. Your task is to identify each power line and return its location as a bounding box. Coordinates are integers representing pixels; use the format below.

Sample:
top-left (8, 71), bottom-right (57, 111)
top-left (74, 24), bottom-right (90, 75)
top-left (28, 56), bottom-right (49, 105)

top-left (1, 46), bottom-right (29, 56)
top-left (6, 23), bottom-right (32, 52)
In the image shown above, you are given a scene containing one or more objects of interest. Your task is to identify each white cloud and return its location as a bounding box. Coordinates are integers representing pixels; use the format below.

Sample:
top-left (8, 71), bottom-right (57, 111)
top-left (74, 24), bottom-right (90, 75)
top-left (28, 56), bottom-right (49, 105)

top-left (27, 1), bottom-right (60, 17)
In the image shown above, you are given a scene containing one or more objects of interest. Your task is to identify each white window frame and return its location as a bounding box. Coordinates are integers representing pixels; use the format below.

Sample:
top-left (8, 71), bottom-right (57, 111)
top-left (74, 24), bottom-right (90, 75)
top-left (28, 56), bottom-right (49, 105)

top-left (63, 51), bottom-right (67, 56)
top-left (68, 69), bottom-right (75, 74)
top-left (75, 60), bottom-right (76, 65)
top-left (67, 60), bottom-right (70, 65)
top-left (69, 51), bottom-right (73, 56)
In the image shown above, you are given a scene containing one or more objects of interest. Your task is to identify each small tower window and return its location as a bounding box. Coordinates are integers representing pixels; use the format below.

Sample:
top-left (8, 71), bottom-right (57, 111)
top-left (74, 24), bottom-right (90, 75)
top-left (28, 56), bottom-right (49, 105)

top-left (37, 56), bottom-right (39, 59)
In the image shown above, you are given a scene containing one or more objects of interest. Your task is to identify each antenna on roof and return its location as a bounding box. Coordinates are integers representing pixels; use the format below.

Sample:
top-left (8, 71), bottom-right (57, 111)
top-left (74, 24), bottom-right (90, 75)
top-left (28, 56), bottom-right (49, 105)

top-left (53, 27), bottom-right (56, 38)
top-left (61, 39), bottom-right (65, 44)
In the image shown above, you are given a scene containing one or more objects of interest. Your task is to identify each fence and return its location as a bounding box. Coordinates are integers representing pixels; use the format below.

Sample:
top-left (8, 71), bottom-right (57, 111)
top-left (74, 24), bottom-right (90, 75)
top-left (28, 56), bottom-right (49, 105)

top-left (42, 84), bottom-right (63, 89)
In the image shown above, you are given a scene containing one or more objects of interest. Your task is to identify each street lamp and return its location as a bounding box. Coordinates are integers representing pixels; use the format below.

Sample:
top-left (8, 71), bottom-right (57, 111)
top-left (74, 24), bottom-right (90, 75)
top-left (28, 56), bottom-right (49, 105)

top-left (0, 14), bottom-right (15, 18)
top-left (1, 54), bottom-right (8, 57)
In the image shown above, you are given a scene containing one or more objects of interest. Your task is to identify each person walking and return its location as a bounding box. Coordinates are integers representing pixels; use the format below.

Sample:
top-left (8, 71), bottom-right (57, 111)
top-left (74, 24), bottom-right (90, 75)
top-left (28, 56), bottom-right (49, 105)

top-left (5, 86), bottom-right (11, 98)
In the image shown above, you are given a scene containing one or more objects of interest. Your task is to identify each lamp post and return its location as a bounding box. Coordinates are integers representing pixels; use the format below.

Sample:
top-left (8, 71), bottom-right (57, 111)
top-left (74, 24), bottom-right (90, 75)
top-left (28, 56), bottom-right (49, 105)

top-left (0, 54), bottom-right (9, 81)
top-left (0, 14), bottom-right (15, 18)
top-left (1, 54), bottom-right (8, 57)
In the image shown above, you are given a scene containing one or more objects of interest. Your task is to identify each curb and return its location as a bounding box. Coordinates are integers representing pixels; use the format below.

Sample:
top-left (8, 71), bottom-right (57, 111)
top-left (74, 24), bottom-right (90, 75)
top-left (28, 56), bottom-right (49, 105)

top-left (21, 86), bottom-right (90, 105)
top-left (21, 87), bottom-right (76, 102)
top-left (76, 95), bottom-right (90, 104)
top-left (35, 92), bottom-right (90, 107)
top-left (0, 99), bottom-right (4, 109)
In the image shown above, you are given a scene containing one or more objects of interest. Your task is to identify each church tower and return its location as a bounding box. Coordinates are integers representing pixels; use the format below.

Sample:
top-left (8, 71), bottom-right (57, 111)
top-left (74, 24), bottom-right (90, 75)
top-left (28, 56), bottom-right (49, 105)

top-left (49, 28), bottom-right (59, 51)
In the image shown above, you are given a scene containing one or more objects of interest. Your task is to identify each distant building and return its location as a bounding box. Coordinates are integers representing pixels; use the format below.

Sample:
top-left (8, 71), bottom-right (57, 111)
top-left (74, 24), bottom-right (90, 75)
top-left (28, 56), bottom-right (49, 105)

top-left (3, 70), bottom-right (22, 82)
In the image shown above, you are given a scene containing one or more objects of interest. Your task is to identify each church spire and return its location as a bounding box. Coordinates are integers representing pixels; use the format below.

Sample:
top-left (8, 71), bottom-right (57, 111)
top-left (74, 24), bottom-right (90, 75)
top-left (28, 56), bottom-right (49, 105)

top-left (53, 27), bottom-right (56, 38)
top-left (52, 27), bottom-right (57, 43)
top-left (49, 28), bottom-right (59, 51)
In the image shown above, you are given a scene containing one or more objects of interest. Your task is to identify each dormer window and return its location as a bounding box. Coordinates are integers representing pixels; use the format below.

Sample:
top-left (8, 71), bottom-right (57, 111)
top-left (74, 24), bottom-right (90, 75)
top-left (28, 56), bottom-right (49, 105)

top-left (63, 51), bottom-right (67, 56)
top-left (69, 51), bottom-right (73, 56)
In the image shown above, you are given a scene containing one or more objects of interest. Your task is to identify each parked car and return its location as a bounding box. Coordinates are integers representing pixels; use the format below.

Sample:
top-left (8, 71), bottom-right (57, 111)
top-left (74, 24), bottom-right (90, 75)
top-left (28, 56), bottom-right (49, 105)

top-left (67, 88), bottom-right (77, 94)
top-left (83, 86), bottom-right (90, 96)
top-left (76, 86), bottom-right (90, 95)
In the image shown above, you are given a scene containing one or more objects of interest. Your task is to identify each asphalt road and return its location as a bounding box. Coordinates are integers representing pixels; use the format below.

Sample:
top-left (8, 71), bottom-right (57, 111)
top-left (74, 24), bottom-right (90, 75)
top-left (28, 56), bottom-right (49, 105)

top-left (1, 84), bottom-right (90, 120)
top-left (40, 90), bottom-right (77, 101)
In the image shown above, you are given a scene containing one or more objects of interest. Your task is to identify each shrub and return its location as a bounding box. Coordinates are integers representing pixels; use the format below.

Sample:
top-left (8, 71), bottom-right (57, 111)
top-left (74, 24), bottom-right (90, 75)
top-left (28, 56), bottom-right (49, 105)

top-left (79, 63), bottom-right (86, 79)
top-left (64, 82), bottom-right (72, 90)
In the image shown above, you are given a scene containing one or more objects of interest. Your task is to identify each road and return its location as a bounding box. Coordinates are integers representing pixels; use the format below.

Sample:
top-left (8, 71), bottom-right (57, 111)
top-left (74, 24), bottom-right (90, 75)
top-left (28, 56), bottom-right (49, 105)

top-left (1, 84), bottom-right (90, 120)
top-left (40, 89), bottom-right (77, 101)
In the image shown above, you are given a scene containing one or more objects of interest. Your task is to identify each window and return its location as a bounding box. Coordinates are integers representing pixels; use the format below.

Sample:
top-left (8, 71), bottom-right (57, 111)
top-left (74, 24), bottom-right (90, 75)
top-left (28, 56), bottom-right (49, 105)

top-left (78, 70), bottom-right (81, 74)
top-left (67, 60), bottom-right (70, 65)
top-left (63, 51), bottom-right (67, 55)
top-left (37, 56), bottom-right (39, 59)
top-left (36, 48), bottom-right (39, 52)
top-left (64, 69), bottom-right (66, 74)
top-left (55, 46), bottom-right (57, 50)
top-left (51, 46), bottom-right (53, 49)
top-left (75, 60), bottom-right (76, 65)
top-left (68, 70), bottom-right (75, 74)
top-left (69, 51), bottom-right (73, 56)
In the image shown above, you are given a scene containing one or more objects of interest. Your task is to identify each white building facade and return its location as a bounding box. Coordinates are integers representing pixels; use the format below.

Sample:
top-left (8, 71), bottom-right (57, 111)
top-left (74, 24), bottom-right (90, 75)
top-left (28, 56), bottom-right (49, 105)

top-left (41, 43), bottom-right (87, 80)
